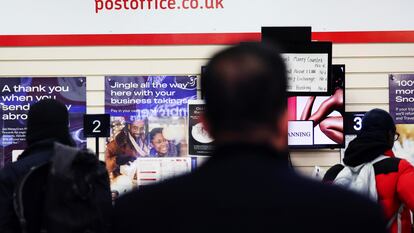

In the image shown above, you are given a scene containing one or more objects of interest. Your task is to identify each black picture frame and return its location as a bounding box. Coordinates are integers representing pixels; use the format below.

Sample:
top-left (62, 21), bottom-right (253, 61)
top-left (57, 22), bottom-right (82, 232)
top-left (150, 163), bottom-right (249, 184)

top-left (289, 64), bottom-right (345, 150)
top-left (281, 42), bottom-right (333, 96)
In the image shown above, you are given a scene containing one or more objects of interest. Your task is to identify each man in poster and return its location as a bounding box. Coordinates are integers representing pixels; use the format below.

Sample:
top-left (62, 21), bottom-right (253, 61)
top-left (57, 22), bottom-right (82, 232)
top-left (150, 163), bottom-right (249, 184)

top-left (106, 119), bottom-right (149, 175)
top-left (105, 76), bottom-right (197, 194)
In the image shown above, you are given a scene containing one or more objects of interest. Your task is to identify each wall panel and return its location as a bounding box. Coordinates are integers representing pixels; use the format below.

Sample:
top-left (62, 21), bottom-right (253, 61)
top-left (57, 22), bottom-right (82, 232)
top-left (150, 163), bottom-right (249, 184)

top-left (1, 43), bottom-right (412, 176)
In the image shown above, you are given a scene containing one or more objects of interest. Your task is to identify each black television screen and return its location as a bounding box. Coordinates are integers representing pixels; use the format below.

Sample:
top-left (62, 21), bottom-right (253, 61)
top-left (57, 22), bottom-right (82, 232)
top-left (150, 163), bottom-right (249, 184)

top-left (288, 65), bottom-right (345, 149)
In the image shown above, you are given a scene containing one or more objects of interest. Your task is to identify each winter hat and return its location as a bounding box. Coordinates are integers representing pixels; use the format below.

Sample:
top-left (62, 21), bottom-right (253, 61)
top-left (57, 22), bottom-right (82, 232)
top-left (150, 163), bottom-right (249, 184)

top-left (361, 109), bottom-right (396, 133)
top-left (26, 99), bottom-right (74, 146)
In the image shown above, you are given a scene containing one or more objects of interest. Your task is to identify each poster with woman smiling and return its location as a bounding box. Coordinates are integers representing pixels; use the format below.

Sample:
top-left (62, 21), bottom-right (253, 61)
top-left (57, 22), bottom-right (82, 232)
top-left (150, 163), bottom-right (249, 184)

top-left (105, 75), bottom-right (198, 195)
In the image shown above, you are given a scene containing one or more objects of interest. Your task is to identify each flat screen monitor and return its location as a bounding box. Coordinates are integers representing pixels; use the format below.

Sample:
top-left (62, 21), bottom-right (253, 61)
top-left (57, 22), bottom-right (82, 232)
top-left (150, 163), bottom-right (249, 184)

top-left (288, 65), bottom-right (345, 149)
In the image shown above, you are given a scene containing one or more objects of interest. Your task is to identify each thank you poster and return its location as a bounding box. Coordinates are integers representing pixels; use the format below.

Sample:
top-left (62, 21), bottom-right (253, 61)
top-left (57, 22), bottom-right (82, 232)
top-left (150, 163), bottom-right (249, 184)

top-left (389, 74), bottom-right (414, 165)
top-left (0, 77), bottom-right (87, 167)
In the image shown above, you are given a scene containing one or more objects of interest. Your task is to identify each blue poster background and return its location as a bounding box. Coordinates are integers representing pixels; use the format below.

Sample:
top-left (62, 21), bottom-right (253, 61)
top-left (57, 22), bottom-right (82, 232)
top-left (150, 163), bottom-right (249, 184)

top-left (104, 76), bottom-right (197, 194)
top-left (389, 74), bottom-right (414, 165)
top-left (106, 76), bottom-right (197, 120)
top-left (105, 76), bottom-right (197, 158)
top-left (0, 77), bottom-right (87, 167)
top-left (389, 74), bottom-right (414, 124)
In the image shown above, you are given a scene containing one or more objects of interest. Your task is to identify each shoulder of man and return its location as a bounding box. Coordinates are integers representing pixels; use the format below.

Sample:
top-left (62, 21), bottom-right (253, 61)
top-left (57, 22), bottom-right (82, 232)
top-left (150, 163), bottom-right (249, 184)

top-left (111, 175), bottom-right (189, 233)
top-left (303, 178), bottom-right (388, 232)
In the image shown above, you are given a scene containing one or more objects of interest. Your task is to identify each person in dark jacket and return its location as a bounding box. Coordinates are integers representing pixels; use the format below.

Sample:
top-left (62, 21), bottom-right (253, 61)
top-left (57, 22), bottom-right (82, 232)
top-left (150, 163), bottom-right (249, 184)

top-left (323, 109), bottom-right (414, 233)
top-left (112, 43), bottom-right (388, 233)
top-left (0, 99), bottom-right (76, 233)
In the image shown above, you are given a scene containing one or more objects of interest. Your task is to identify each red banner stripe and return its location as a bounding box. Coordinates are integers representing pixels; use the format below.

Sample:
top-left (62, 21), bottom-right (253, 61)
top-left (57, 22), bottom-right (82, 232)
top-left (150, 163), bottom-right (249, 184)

top-left (0, 31), bottom-right (414, 46)
top-left (312, 31), bottom-right (414, 43)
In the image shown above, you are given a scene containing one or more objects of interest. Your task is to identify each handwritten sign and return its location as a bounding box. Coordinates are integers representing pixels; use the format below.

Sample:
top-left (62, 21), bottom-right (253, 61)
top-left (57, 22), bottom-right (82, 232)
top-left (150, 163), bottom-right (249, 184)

top-left (282, 53), bottom-right (328, 92)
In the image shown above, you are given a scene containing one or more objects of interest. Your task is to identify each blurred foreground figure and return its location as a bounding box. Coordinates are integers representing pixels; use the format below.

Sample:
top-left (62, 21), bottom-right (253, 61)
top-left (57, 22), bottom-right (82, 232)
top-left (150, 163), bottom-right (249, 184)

top-left (0, 99), bottom-right (112, 233)
top-left (112, 43), bottom-right (387, 233)
top-left (324, 109), bottom-right (414, 233)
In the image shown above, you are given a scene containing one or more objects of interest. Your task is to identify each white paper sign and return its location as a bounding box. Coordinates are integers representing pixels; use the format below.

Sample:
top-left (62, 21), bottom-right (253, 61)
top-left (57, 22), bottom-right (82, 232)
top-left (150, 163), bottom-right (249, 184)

top-left (136, 158), bottom-right (192, 186)
top-left (282, 53), bottom-right (328, 92)
top-left (288, 121), bottom-right (313, 146)
top-left (12, 150), bottom-right (24, 162)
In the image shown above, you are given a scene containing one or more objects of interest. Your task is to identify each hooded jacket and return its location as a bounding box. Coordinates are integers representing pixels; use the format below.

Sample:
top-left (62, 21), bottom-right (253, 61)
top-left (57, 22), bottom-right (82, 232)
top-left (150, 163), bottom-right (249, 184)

top-left (0, 140), bottom-right (55, 233)
top-left (324, 131), bottom-right (414, 233)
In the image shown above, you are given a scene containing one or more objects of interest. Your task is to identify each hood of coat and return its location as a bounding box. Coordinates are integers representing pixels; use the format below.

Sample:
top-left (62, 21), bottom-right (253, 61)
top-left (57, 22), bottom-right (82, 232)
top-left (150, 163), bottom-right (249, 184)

top-left (344, 131), bottom-right (393, 167)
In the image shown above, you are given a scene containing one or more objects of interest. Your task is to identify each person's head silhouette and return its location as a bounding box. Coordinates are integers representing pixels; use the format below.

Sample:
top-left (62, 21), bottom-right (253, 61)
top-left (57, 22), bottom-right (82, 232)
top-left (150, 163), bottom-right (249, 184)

top-left (26, 99), bottom-right (75, 146)
top-left (202, 42), bottom-right (288, 149)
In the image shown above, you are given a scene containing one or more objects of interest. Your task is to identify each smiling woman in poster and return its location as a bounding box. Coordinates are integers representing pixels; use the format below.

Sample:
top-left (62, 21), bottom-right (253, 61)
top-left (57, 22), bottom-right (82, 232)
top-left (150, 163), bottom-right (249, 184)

top-left (149, 128), bottom-right (178, 157)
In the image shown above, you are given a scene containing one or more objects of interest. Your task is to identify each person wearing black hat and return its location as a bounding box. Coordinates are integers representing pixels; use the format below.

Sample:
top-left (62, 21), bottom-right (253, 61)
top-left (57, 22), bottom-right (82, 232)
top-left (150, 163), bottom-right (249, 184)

top-left (0, 99), bottom-right (75, 232)
top-left (324, 108), bottom-right (414, 233)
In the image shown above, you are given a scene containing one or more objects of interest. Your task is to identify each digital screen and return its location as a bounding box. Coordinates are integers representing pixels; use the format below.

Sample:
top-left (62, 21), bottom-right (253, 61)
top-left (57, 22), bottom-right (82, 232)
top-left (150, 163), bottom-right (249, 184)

top-left (288, 65), bottom-right (345, 149)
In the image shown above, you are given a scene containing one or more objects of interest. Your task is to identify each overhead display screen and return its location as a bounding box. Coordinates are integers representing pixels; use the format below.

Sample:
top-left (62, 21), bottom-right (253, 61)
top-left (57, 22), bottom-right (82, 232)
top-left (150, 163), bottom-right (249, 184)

top-left (288, 65), bottom-right (345, 149)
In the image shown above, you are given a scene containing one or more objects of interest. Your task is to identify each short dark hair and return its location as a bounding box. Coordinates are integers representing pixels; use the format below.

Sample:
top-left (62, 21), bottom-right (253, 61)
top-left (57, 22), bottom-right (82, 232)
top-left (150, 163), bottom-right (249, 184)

top-left (149, 128), bottom-right (163, 142)
top-left (201, 42), bottom-right (287, 135)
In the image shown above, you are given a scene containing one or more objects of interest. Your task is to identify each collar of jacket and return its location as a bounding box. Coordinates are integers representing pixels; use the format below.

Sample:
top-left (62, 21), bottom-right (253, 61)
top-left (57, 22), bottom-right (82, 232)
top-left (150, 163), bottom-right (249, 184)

top-left (344, 131), bottom-right (392, 167)
top-left (18, 139), bottom-right (56, 161)
top-left (211, 142), bottom-right (290, 167)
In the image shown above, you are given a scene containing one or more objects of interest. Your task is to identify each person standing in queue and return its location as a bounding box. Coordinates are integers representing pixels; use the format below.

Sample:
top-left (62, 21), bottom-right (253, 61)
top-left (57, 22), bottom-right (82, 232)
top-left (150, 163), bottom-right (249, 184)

top-left (111, 43), bottom-right (388, 233)
top-left (324, 109), bottom-right (414, 233)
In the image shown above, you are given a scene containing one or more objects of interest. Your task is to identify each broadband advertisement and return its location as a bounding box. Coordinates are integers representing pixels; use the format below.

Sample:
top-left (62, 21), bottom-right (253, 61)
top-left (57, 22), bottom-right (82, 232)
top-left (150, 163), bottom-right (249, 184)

top-left (0, 77), bottom-right (87, 168)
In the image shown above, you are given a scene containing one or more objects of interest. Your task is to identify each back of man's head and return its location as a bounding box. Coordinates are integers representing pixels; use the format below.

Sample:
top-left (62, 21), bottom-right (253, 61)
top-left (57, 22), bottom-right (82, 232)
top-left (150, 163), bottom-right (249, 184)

top-left (202, 42), bottom-right (287, 137)
top-left (26, 99), bottom-right (75, 146)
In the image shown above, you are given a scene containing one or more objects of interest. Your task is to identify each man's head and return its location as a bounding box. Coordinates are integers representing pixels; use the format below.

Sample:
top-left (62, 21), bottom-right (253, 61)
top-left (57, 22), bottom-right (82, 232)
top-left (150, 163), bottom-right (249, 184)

top-left (202, 42), bottom-right (288, 147)
top-left (129, 120), bottom-right (146, 140)
top-left (26, 99), bottom-right (74, 146)
top-left (361, 109), bottom-right (397, 147)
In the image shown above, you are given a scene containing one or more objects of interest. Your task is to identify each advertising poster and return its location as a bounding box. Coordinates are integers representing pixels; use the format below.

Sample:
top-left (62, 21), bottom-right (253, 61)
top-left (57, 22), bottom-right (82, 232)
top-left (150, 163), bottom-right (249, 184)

top-left (287, 65), bottom-right (345, 148)
top-left (105, 76), bottom-right (197, 194)
top-left (389, 74), bottom-right (414, 165)
top-left (0, 77), bottom-right (87, 168)
top-left (188, 100), bottom-right (214, 156)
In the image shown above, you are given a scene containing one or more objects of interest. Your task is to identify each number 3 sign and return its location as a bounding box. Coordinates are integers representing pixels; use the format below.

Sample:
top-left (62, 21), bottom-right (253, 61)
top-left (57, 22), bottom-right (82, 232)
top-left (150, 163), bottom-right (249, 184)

top-left (83, 114), bottom-right (110, 137)
top-left (344, 112), bottom-right (366, 135)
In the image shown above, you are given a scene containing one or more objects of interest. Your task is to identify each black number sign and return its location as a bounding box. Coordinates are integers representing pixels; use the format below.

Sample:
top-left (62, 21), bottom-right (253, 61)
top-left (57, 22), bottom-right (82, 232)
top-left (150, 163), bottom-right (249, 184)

top-left (83, 114), bottom-right (110, 137)
top-left (344, 112), bottom-right (366, 135)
